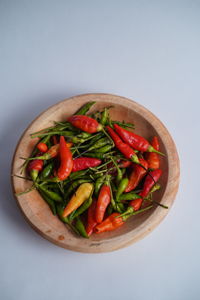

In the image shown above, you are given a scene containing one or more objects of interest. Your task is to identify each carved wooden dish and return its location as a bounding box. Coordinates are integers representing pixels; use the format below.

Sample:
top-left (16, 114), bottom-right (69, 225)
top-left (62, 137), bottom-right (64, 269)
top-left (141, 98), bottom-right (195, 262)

top-left (11, 93), bottom-right (180, 253)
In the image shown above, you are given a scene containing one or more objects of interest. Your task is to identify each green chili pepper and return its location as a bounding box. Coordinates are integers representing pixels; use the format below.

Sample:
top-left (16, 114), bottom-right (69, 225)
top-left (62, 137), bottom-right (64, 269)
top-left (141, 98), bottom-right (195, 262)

top-left (116, 178), bottom-right (129, 201)
top-left (56, 204), bottom-right (69, 223)
top-left (93, 144), bottom-right (114, 154)
top-left (86, 132), bottom-right (105, 148)
top-left (39, 190), bottom-right (56, 215)
top-left (69, 170), bottom-right (90, 181)
top-left (107, 203), bottom-right (113, 215)
top-left (94, 174), bottom-right (106, 197)
top-left (74, 101), bottom-right (96, 115)
top-left (75, 217), bottom-right (88, 238)
top-left (118, 192), bottom-right (140, 201)
top-left (69, 192), bottom-right (93, 222)
top-left (116, 202), bottom-right (125, 213)
top-left (100, 107), bottom-right (108, 125)
top-left (40, 162), bottom-right (54, 179)
top-left (77, 132), bottom-right (91, 139)
top-left (37, 184), bottom-right (63, 202)
top-left (88, 137), bottom-right (111, 152)
top-left (70, 136), bottom-right (85, 144)
top-left (83, 152), bottom-right (106, 159)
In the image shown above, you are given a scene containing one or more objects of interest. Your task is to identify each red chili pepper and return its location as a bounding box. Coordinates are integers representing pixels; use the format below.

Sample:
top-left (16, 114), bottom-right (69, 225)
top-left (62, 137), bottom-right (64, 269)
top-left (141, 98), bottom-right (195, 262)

top-left (37, 142), bottom-right (48, 153)
top-left (125, 158), bottom-right (148, 193)
top-left (57, 136), bottom-right (73, 181)
top-left (146, 137), bottom-right (160, 169)
top-left (86, 199), bottom-right (98, 236)
top-left (72, 157), bottom-right (101, 172)
top-left (68, 115), bottom-right (103, 133)
top-left (27, 155), bottom-right (43, 181)
top-left (140, 169), bottom-right (162, 198)
top-left (114, 124), bottom-right (162, 154)
top-left (95, 213), bottom-right (124, 233)
top-left (118, 160), bottom-right (132, 168)
top-left (106, 126), bottom-right (140, 164)
top-left (130, 197), bottom-right (143, 211)
top-left (96, 183), bottom-right (111, 223)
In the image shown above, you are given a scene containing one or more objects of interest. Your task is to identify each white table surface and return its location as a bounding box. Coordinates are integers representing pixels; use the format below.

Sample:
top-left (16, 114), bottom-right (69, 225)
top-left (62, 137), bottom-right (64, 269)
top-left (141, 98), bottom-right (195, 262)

top-left (1, 1), bottom-right (199, 299)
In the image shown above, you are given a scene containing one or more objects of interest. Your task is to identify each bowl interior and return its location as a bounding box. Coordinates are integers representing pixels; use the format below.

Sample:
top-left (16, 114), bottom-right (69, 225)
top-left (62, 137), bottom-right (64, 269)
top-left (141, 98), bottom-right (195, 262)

top-left (12, 94), bottom-right (178, 252)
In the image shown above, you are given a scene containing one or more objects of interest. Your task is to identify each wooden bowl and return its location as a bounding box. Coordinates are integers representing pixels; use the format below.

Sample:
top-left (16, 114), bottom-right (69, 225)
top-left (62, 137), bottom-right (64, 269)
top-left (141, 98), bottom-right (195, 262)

top-left (11, 93), bottom-right (180, 253)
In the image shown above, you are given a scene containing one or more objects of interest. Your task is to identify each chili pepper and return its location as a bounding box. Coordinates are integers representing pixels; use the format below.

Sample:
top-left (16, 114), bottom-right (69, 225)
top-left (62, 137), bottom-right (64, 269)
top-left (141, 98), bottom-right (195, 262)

top-left (84, 152), bottom-right (106, 159)
top-left (101, 107), bottom-right (108, 125)
top-left (69, 192), bottom-right (93, 221)
top-left (37, 184), bottom-right (63, 202)
top-left (140, 169), bottom-right (162, 198)
top-left (27, 142), bottom-right (72, 161)
top-left (95, 176), bottom-right (111, 223)
top-left (86, 199), bottom-right (98, 236)
top-left (72, 157), bottom-right (101, 172)
top-left (27, 157), bottom-right (43, 181)
top-left (92, 144), bottom-right (114, 154)
top-left (94, 175), bottom-right (106, 197)
top-left (62, 183), bottom-right (93, 217)
top-left (77, 132), bottom-right (91, 139)
top-left (64, 178), bottom-right (92, 200)
top-left (116, 178), bottom-right (129, 201)
top-left (129, 169), bottom-right (162, 210)
top-left (68, 115), bottom-right (103, 133)
top-left (37, 142), bottom-right (48, 153)
top-left (69, 169), bottom-right (89, 180)
top-left (114, 124), bottom-right (164, 155)
top-left (106, 126), bottom-right (140, 164)
top-left (57, 136), bottom-right (73, 181)
top-left (107, 203), bottom-right (113, 215)
top-left (118, 192), bottom-right (140, 201)
top-left (129, 197), bottom-right (143, 211)
top-left (40, 162), bottom-right (54, 179)
top-left (118, 160), bottom-right (132, 168)
top-left (75, 217), bottom-right (89, 238)
top-left (56, 204), bottom-right (70, 223)
top-left (95, 213), bottom-right (124, 233)
top-left (146, 136), bottom-right (160, 169)
top-left (125, 158), bottom-right (148, 193)
top-left (86, 132), bottom-right (104, 147)
top-left (39, 190), bottom-right (56, 215)
top-left (74, 101), bottom-right (96, 115)
top-left (88, 137), bottom-right (112, 151)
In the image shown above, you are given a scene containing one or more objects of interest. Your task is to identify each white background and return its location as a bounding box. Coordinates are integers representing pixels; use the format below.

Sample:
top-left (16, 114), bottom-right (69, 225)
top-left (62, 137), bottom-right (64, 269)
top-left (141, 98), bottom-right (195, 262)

top-left (0, 1), bottom-right (199, 299)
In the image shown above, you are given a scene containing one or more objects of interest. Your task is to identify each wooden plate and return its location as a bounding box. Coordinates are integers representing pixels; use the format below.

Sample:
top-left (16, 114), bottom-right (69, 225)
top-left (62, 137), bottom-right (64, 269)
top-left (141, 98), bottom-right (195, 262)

top-left (11, 93), bottom-right (180, 253)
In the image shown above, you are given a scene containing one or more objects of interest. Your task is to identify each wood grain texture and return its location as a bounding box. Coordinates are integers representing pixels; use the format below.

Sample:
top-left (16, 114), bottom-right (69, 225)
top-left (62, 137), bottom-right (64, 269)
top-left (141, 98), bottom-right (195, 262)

top-left (11, 93), bottom-right (180, 253)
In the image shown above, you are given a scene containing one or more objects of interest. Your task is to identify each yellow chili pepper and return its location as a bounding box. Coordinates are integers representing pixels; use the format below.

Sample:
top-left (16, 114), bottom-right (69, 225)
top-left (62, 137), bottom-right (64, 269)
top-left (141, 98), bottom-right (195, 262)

top-left (62, 183), bottom-right (93, 217)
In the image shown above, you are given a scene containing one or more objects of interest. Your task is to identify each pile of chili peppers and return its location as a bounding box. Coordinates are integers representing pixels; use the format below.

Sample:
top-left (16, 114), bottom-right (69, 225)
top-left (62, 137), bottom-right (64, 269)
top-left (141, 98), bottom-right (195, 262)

top-left (17, 101), bottom-right (167, 238)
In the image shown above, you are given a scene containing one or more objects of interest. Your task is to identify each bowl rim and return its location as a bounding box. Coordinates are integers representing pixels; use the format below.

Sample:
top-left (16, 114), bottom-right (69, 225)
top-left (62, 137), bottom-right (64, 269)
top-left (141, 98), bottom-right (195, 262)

top-left (11, 93), bottom-right (180, 253)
